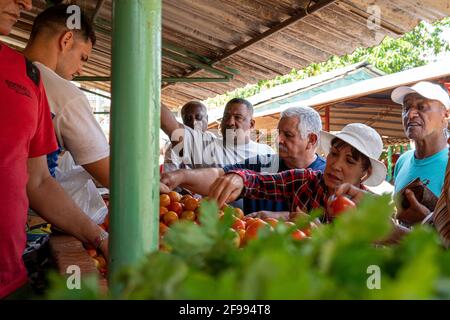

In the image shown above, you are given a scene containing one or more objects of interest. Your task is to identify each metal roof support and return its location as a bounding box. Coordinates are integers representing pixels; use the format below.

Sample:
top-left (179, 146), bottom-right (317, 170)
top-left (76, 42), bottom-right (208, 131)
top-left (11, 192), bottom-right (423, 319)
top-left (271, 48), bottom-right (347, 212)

top-left (75, 76), bottom-right (111, 81)
top-left (325, 105), bottom-right (330, 132)
top-left (73, 43), bottom-right (239, 83)
top-left (163, 77), bottom-right (231, 83)
top-left (74, 76), bottom-right (233, 83)
top-left (92, 0), bottom-right (106, 22)
top-left (79, 87), bottom-right (111, 100)
top-left (162, 49), bottom-right (235, 80)
top-left (387, 146), bottom-right (393, 182)
top-left (109, 0), bottom-right (161, 296)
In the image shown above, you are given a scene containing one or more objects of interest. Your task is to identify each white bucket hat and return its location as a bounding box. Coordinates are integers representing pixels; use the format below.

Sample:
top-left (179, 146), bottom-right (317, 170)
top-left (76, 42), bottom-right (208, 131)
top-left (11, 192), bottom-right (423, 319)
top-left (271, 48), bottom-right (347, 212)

top-left (391, 81), bottom-right (450, 109)
top-left (320, 123), bottom-right (387, 187)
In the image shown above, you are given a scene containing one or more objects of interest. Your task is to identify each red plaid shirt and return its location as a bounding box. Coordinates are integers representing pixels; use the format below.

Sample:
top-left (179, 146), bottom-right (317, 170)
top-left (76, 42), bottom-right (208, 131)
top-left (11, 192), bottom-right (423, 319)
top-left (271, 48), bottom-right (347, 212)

top-left (230, 168), bottom-right (368, 223)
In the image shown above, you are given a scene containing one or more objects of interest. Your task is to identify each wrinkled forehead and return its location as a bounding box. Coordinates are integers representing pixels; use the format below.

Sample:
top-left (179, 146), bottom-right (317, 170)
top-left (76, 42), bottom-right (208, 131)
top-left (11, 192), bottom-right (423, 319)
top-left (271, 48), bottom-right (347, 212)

top-left (277, 116), bottom-right (300, 131)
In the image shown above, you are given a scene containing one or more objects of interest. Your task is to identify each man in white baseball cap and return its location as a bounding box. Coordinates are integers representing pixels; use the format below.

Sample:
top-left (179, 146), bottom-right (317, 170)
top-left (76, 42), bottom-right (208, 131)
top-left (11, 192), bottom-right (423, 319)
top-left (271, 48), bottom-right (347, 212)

top-left (391, 81), bottom-right (450, 227)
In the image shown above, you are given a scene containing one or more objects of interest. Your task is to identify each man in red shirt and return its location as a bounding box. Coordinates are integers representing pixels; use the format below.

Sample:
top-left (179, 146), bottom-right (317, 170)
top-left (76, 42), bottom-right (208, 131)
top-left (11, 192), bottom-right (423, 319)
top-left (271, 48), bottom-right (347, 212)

top-left (0, 0), bottom-right (108, 299)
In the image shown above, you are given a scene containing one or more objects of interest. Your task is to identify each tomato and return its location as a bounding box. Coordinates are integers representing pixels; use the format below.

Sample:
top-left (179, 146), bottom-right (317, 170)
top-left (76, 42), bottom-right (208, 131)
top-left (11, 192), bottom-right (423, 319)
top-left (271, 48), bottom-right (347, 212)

top-left (233, 208), bottom-right (244, 220)
top-left (163, 211), bottom-right (179, 226)
top-left (168, 191), bottom-right (182, 203)
top-left (264, 218), bottom-right (278, 228)
top-left (228, 228), bottom-right (240, 248)
top-left (180, 194), bottom-right (193, 204)
top-left (329, 195), bottom-right (356, 217)
top-left (242, 216), bottom-right (255, 225)
top-left (246, 218), bottom-right (264, 229)
top-left (159, 222), bottom-right (169, 233)
top-left (244, 219), bottom-right (269, 242)
top-left (237, 228), bottom-right (246, 243)
top-left (95, 255), bottom-right (107, 269)
top-left (86, 248), bottom-right (97, 258)
top-left (292, 229), bottom-right (307, 241)
top-left (232, 218), bottom-right (246, 231)
top-left (184, 197), bottom-right (199, 211)
top-left (159, 222), bottom-right (169, 236)
top-left (221, 204), bottom-right (232, 211)
top-left (301, 227), bottom-right (312, 237)
top-left (167, 202), bottom-right (183, 215)
top-left (284, 221), bottom-right (296, 228)
top-left (160, 194), bottom-right (171, 207)
top-left (159, 206), bottom-right (168, 217)
top-left (180, 210), bottom-right (196, 221)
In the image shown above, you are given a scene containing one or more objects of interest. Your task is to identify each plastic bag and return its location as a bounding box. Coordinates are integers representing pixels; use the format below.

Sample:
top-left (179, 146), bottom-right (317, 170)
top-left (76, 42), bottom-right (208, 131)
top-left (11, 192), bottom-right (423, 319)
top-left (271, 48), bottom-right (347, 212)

top-left (55, 152), bottom-right (108, 225)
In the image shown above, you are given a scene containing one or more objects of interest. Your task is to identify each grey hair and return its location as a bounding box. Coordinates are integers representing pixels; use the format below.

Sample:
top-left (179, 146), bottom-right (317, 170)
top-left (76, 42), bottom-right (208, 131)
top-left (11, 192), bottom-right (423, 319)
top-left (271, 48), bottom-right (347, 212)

top-left (280, 105), bottom-right (322, 143)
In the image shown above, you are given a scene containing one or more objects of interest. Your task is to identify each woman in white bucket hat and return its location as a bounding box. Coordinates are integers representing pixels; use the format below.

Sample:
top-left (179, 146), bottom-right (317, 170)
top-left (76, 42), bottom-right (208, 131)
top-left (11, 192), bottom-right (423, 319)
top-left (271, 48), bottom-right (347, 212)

top-left (208, 123), bottom-right (387, 222)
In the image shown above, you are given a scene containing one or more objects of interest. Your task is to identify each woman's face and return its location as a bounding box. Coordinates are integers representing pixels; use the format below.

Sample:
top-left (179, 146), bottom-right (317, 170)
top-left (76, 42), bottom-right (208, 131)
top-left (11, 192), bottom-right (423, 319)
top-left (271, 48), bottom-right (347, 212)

top-left (324, 143), bottom-right (370, 193)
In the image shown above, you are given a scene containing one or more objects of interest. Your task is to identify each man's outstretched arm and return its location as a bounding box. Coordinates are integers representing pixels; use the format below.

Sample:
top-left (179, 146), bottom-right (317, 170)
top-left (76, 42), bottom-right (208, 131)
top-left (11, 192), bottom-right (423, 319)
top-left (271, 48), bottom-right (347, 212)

top-left (161, 168), bottom-right (225, 195)
top-left (161, 103), bottom-right (184, 139)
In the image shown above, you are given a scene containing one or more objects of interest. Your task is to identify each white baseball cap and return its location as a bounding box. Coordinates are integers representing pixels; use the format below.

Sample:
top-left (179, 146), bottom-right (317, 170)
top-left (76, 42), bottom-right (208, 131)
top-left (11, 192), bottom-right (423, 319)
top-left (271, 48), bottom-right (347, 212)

top-left (320, 123), bottom-right (387, 186)
top-left (391, 81), bottom-right (450, 109)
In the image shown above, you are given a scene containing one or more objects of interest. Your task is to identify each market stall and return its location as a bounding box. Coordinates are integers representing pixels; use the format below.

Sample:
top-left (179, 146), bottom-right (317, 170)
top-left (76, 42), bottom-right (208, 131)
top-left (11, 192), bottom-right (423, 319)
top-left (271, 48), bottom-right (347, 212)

top-left (3, 0), bottom-right (450, 298)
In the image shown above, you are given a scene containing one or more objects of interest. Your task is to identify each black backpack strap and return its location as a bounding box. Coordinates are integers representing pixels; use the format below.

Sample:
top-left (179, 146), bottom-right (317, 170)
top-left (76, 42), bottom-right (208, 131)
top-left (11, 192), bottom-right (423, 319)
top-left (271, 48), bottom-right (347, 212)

top-left (25, 57), bottom-right (40, 86)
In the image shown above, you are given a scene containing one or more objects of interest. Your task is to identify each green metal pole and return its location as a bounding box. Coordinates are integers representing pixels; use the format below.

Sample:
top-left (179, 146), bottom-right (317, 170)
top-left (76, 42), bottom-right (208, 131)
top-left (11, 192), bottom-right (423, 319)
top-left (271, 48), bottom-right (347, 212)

top-left (387, 145), bottom-right (393, 182)
top-left (109, 0), bottom-right (161, 296)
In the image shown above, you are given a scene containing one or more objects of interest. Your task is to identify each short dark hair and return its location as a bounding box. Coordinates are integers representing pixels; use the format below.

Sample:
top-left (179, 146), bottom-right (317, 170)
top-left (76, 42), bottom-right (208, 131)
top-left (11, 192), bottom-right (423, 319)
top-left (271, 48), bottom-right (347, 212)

top-left (180, 101), bottom-right (207, 116)
top-left (331, 138), bottom-right (371, 171)
top-left (225, 98), bottom-right (253, 116)
top-left (29, 4), bottom-right (96, 46)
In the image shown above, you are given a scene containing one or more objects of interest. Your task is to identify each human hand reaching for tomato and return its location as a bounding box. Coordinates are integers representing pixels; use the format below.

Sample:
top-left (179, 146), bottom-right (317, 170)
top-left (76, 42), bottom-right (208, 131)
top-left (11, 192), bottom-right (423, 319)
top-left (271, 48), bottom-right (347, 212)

top-left (247, 211), bottom-right (290, 221)
top-left (209, 173), bottom-right (244, 208)
top-left (334, 183), bottom-right (367, 205)
top-left (161, 170), bottom-right (185, 191)
top-left (327, 194), bottom-right (356, 217)
top-left (160, 182), bottom-right (171, 194)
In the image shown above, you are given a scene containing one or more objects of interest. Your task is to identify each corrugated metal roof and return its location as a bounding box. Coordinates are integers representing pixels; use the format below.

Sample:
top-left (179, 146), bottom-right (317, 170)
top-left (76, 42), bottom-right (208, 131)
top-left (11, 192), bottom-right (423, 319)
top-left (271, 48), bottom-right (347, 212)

top-left (249, 61), bottom-right (450, 144)
top-left (1, 0), bottom-right (449, 111)
top-left (206, 61), bottom-right (384, 124)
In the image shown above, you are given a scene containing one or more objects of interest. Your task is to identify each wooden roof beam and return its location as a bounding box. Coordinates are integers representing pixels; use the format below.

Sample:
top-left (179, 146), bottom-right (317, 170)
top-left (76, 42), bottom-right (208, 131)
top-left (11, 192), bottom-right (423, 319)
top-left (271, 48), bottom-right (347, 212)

top-left (162, 0), bottom-right (337, 91)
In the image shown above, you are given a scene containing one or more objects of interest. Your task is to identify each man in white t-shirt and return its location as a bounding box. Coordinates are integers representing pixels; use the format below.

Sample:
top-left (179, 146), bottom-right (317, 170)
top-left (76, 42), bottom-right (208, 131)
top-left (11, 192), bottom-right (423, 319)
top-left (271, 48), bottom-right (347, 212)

top-left (23, 4), bottom-right (110, 187)
top-left (163, 100), bottom-right (209, 172)
top-left (161, 98), bottom-right (275, 169)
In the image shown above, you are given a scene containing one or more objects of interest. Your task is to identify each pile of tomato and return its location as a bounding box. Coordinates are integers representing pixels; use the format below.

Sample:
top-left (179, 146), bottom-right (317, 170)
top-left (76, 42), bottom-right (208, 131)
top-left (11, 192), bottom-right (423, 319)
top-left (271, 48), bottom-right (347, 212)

top-left (159, 191), bottom-right (312, 248)
top-left (85, 192), bottom-right (356, 275)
